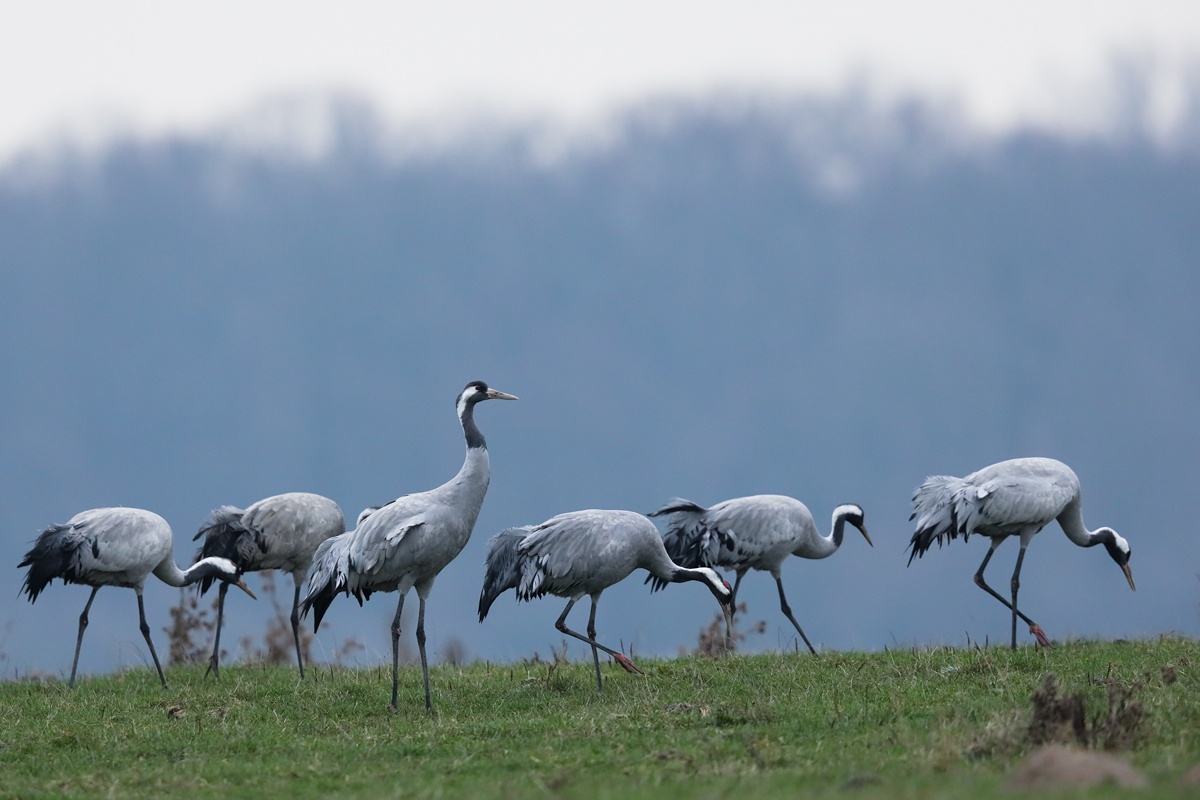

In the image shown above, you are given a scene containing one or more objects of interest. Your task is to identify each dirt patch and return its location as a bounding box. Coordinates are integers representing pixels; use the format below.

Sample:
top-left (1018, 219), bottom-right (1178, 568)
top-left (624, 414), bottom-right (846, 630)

top-left (1178, 764), bottom-right (1200, 786)
top-left (1027, 673), bottom-right (1146, 750)
top-left (1009, 744), bottom-right (1147, 790)
top-left (1028, 673), bottom-right (1087, 746)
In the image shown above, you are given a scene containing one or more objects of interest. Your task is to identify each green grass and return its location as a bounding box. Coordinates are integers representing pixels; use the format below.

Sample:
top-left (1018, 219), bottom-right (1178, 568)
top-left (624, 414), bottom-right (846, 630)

top-left (1, 638), bottom-right (1197, 798)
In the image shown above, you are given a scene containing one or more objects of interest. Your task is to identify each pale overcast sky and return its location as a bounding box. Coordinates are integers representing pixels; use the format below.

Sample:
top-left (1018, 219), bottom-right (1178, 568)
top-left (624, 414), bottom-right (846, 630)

top-left (3, 1), bottom-right (1199, 159)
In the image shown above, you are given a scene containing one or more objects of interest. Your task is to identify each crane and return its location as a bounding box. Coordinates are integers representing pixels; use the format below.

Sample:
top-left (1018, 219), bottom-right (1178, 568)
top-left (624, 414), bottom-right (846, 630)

top-left (193, 492), bottom-right (345, 678)
top-left (18, 507), bottom-right (255, 688)
top-left (907, 456), bottom-right (1135, 649)
top-left (647, 495), bottom-right (871, 654)
top-left (300, 380), bottom-right (517, 710)
top-left (478, 508), bottom-right (735, 691)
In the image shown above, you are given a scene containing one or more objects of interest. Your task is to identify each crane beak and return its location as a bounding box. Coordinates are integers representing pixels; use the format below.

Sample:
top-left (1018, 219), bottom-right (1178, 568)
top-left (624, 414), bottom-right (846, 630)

top-left (857, 523), bottom-right (874, 548)
top-left (1120, 562), bottom-right (1135, 592)
top-left (234, 578), bottom-right (257, 600)
top-left (486, 389), bottom-right (518, 401)
top-left (721, 600), bottom-right (735, 644)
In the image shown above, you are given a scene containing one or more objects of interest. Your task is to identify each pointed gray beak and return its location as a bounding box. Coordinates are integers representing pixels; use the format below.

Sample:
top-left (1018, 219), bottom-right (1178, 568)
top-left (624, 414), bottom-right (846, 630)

top-left (235, 578), bottom-right (257, 600)
top-left (1120, 562), bottom-right (1135, 592)
top-left (858, 523), bottom-right (874, 547)
top-left (486, 389), bottom-right (518, 401)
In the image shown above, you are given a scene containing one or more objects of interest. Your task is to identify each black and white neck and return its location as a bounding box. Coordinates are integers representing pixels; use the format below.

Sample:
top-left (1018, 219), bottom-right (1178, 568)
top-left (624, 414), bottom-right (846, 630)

top-left (459, 393), bottom-right (487, 450)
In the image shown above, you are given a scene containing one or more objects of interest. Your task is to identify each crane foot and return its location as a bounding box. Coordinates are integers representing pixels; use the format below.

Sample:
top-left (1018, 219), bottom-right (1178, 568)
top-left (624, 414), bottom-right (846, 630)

top-left (613, 653), bottom-right (643, 675)
top-left (1029, 624), bottom-right (1052, 648)
top-left (204, 657), bottom-right (220, 679)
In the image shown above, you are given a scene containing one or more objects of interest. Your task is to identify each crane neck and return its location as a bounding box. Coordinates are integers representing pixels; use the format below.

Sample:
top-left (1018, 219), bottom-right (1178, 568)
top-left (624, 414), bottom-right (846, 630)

top-left (831, 511), bottom-right (849, 550)
top-left (437, 428), bottom-right (492, 535)
top-left (152, 556), bottom-right (232, 588)
top-left (1057, 498), bottom-right (1102, 547)
top-left (460, 398), bottom-right (486, 450)
top-left (643, 542), bottom-right (725, 596)
top-left (452, 443), bottom-right (491, 491)
top-left (798, 511), bottom-right (847, 560)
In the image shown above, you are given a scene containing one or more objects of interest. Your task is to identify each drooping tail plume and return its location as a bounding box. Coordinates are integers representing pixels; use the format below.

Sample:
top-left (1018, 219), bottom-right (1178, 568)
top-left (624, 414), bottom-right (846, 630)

top-left (299, 533), bottom-right (353, 632)
top-left (192, 505), bottom-right (259, 593)
top-left (907, 475), bottom-right (970, 564)
top-left (645, 498), bottom-right (716, 591)
top-left (18, 524), bottom-right (87, 603)
top-left (478, 527), bottom-right (532, 621)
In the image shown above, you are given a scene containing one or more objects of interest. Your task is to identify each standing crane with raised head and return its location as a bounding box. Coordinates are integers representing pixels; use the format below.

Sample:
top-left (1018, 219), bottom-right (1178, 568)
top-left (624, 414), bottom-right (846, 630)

top-left (301, 380), bottom-right (517, 710)
top-left (907, 456), bottom-right (1135, 649)
top-left (193, 492), bottom-right (344, 678)
top-left (478, 508), bottom-right (735, 691)
top-left (646, 495), bottom-right (871, 654)
top-left (18, 507), bottom-right (256, 688)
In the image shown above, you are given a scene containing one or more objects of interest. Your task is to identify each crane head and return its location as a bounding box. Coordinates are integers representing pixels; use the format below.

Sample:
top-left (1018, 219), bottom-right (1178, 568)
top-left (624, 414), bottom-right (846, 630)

top-left (1097, 528), bottom-right (1135, 591)
top-left (194, 557), bottom-right (258, 599)
top-left (459, 380), bottom-right (518, 408)
top-left (835, 503), bottom-right (873, 547)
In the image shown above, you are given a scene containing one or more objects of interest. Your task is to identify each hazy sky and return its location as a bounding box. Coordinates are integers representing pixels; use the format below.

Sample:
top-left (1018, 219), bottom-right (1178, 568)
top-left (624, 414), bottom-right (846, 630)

top-left (4, 1), bottom-right (1199, 160)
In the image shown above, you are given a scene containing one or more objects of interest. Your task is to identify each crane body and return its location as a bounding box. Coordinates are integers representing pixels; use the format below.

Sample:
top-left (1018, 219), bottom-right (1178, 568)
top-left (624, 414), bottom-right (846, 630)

top-left (479, 508), bottom-right (734, 690)
top-left (907, 456), bottom-right (1135, 649)
top-left (301, 381), bottom-right (516, 710)
top-left (19, 507), bottom-right (254, 687)
top-left (194, 491), bottom-right (344, 677)
top-left (648, 495), bottom-right (871, 654)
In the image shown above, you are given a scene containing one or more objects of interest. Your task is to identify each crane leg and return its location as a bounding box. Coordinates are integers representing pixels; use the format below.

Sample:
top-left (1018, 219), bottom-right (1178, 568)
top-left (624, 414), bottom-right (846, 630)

top-left (205, 582), bottom-right (230, 679)
top-left (289, 578), bottom-right (305, 679)
top-left (774, 576), bottom-right (818, 655)
top-left (972, 543), bottom-right (1050, 648)
top-left (69, 586), bottom-right (100, 688)
top-left (390, 593), bottom-right (406, 711)
top-left (1009, 548), bottom-right (1024, 651)
top-left (416, 595), bottom-right (431, 711)
top-left (137, 592), bottom-right (168, 688)
top-left (554, 598), bottom-right (642, 690)
top-left (587, 598), bottom-right (602, 692)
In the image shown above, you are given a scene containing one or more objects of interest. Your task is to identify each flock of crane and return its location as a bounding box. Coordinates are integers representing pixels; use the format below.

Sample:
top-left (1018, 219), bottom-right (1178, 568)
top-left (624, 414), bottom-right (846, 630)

top-left (19, 380), bottom-right (1136, 710)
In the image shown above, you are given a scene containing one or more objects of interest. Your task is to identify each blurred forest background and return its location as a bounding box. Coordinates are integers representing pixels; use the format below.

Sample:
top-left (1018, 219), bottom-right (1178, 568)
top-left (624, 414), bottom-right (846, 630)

top-left (2, 67), bottom-right (1198, 680)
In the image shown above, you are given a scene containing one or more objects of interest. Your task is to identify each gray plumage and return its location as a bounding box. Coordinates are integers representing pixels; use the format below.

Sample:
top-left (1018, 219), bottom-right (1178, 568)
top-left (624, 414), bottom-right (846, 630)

top-left (907, 456), bottom-right (1135, 650)
top-left (647, 495), bottom-right (872, 654)
top-left (300, 380), bottom-right (517, 710)
top-left (193, 492), bottom-right (344, 678)
top-left (479, 509), bottom-right (735, 691)
top-left (18, 507), bottom-right (255, 688)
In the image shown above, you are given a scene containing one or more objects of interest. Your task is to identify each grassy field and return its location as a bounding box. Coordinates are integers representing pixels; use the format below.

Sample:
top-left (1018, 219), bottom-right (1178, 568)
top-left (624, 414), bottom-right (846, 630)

top-left (1, 637), bottom-right (1196, 798)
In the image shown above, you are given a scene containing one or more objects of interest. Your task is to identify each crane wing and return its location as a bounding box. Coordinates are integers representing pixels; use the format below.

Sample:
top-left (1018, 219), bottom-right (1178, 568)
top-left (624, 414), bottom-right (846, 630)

top-left (705, 496), bottom-right (806, 556)
top-left (962, 471), bottom-right (1076, 535)
top-left (517, 510), bottom-right (632, 600)
top-left (73, 509), bottom-right (169, 574)
top-left (349, 512), bottom-right (428, 574)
